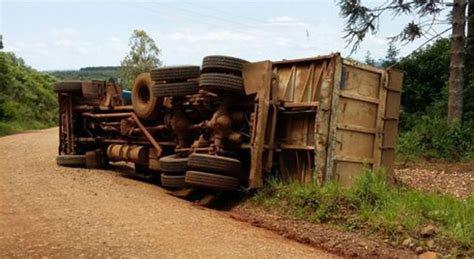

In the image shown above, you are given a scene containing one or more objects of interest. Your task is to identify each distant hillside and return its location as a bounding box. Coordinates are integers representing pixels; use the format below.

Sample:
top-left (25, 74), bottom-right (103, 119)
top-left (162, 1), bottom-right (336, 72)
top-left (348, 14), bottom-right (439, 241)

top-left (48, 66), bottom-right (120, 81)
top-left (0, 51), bottom-right (58, 135)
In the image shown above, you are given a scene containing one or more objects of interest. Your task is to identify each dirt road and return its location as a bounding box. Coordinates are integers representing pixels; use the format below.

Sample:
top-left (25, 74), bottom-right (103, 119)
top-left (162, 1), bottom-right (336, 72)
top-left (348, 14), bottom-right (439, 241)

top-left (0, 128), bottom-right (335, 258)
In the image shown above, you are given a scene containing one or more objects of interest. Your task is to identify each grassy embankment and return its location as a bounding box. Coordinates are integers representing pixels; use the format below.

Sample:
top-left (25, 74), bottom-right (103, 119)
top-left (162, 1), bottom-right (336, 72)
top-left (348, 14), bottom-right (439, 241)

top-left (251, 169), bottom-right (473, 256)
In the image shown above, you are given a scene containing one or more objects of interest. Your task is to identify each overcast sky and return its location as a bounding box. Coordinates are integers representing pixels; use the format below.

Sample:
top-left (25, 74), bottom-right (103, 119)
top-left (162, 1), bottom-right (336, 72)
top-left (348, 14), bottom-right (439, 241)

top-left (0, 0), bottom-right (451, 71)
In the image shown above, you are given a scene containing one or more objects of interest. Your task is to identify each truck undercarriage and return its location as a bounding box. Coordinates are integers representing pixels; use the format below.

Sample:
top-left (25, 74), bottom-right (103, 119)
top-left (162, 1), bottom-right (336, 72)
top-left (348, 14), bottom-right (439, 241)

top-left (56, 54), bottom-right (403, 193)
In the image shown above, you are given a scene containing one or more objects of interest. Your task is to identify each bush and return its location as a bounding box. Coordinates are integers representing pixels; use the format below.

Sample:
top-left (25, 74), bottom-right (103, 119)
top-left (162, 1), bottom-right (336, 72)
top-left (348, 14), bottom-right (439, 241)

top-left (0, 51), bottom-right (57, 136)
top-left (397, 115), bottom-right (474, 162)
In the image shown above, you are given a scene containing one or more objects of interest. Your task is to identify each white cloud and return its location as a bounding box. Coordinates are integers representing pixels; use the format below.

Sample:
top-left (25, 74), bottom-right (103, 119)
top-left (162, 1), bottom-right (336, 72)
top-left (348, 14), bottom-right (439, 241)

top-left (167, 30), bottom-right (256, 43)
top-left (265, 16), bottom-right (308, 27)
top-left (268, 16), bottom-right (293, 23)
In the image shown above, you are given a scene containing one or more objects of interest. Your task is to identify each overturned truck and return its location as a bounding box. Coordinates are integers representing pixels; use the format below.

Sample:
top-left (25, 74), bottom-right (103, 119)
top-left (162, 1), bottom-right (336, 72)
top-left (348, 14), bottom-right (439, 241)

top-left (56, 53), bottom-right (403, 191)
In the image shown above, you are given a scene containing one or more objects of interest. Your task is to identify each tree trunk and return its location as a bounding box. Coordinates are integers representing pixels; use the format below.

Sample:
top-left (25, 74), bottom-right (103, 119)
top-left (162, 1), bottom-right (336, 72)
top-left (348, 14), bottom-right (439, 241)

top-left (448, 0), bottom-right (467, 125)
top-left (467, 0), bottom-right (474, 76)
top-left (469, 0), bottom-right (474, 39)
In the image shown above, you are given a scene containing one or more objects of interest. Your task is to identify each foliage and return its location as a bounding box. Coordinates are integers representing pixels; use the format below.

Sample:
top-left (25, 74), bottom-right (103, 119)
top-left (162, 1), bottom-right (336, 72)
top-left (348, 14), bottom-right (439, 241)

top-left (390, 38), bottom-right (474, 162)
top-left (120, 30), bottom-right (162, 89)
top-left (0, 51), bottom-right (57, 136)
top-left (397, 38), bottom-right (451, 124)
top-left (252, 169), bottom-right (474, 256)
top-left (48, 66), bottom-right (120, 81)
top-left (338, 0), bottom-right (449, 52)
top-left (0, 34), bottom-right (3, 49)
top-left (397, 116), bottom-right (474, 162)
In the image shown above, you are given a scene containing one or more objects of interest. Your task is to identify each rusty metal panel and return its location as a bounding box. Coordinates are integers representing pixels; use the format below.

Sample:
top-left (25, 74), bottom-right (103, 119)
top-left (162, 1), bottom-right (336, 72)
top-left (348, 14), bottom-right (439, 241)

top-left (242, 61), bottom-right (272, 95)
top-left (271, 54), bottom-right (338, 183)
top-left (243, 61), bottom-right (273, 189)
top-left (381, 69), bottom-right (404, 180)
top-left (327, 61), bottom-right (387, 186)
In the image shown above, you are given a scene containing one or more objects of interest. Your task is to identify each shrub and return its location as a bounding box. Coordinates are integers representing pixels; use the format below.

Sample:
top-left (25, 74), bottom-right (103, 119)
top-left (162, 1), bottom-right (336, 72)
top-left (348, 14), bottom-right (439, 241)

top-left (396, 115), bottom-right (474, 162)
top-left (252, 169), bottom-right (474, 255)
top-left (0, 51), bottom-right (57, 136)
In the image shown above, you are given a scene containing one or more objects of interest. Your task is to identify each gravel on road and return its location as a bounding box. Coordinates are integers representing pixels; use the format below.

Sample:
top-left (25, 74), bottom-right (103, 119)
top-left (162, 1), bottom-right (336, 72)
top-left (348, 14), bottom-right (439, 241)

top-left (0, 128), bottom-right (336, 258)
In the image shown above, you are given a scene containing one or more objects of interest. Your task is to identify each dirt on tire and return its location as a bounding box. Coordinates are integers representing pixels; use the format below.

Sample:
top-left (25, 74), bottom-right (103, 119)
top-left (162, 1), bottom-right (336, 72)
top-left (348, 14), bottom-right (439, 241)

top-left (152, 81), bottom-right (199, 97)
top-left (185, 170), bottom-right (240, 191)
top-left (160, 174), bottom-right (186, 189)
top-left (187, 153), bottom-right (241, 177)
top-left (150, 66), bottom-right (200, 82)
top-left (159, 154), bottom-right (188, 173)
top-left (199, 73), bottom-right (244, 94)
top-left (201, 55), bottom-right (248, 75)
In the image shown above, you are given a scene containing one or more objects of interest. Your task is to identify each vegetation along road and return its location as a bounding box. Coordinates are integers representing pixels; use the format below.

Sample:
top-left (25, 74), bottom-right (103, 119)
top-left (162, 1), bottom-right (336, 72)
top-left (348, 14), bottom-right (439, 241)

top-left (0, 128), bottom-right (336, 258)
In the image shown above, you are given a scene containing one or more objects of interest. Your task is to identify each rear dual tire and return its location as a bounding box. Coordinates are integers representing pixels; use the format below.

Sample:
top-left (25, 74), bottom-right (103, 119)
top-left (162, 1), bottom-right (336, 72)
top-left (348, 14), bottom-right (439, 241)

top-left (201, 55), bottom-right (248, 75)
top-left (152, 81), bottom-right (199, 97)
top-left (161, 174), bottom-right (186, 188)
top-left (185, 170), bottom-right (239, 191)
top-left (150, 66), bottom-right (200, 82)
top-left (187, 153), bottom-right (241, 177)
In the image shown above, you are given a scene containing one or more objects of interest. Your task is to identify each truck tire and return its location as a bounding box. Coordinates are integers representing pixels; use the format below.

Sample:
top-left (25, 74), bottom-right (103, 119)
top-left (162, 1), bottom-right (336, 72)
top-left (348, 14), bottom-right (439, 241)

top-left (185, 171), bottom-right (239, 191)
top-left (54, 81), bottom-right (82, 93)
top-left (187, 153), bottom-right (241, 177)
top-left (159, 154), bottom-right (188, 173)
top-left (132, 73), bottom-right (160, 120)
top-left (135, 163), bottom-right (149, 175)
top-left (161, 174), bottom-right (186, 188)
top-left (201, 55), bottom-right (248, 75)
top-left (150, 66), bottom-right (200, 82)
top-left (199, 73), bottom-right (244, 94)
top-left (56, 154), bottom-right (86, 167)
top-left (152, 81), bottom-right (199, 97)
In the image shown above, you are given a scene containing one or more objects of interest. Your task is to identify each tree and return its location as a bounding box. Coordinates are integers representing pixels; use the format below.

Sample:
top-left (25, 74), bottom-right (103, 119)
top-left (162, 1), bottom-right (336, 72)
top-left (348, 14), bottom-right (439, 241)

top-left (364, 51), bottom-right (376, 66)
top-left (120, 30), bottom-right (162, 89)
top-left (382, 42), bottom-right (399, 67)
top-left (0, 35), bottom-right (3, 50)
top-left (338, 0), bottom-right (467, 125)
top-left (447, 0), bottom-right (467, 124)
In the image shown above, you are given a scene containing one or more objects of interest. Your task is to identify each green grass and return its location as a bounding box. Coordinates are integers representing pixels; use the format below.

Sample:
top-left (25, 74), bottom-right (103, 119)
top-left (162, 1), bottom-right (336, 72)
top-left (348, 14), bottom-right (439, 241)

top-left (251, 169), bottom-right (474, 256)
top-left (0, 120), bottom-right (55, 137)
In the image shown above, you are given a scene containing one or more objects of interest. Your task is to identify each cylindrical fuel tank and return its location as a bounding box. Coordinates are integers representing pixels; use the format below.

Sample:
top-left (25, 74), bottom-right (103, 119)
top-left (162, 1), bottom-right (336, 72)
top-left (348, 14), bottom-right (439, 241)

top-left (106, 144), bottom-right (149, 164)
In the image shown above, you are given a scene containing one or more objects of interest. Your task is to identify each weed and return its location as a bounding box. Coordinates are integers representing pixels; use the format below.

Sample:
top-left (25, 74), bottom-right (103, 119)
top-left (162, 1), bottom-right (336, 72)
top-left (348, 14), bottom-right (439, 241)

top-left (251, 169), bottom-right (474, 255)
